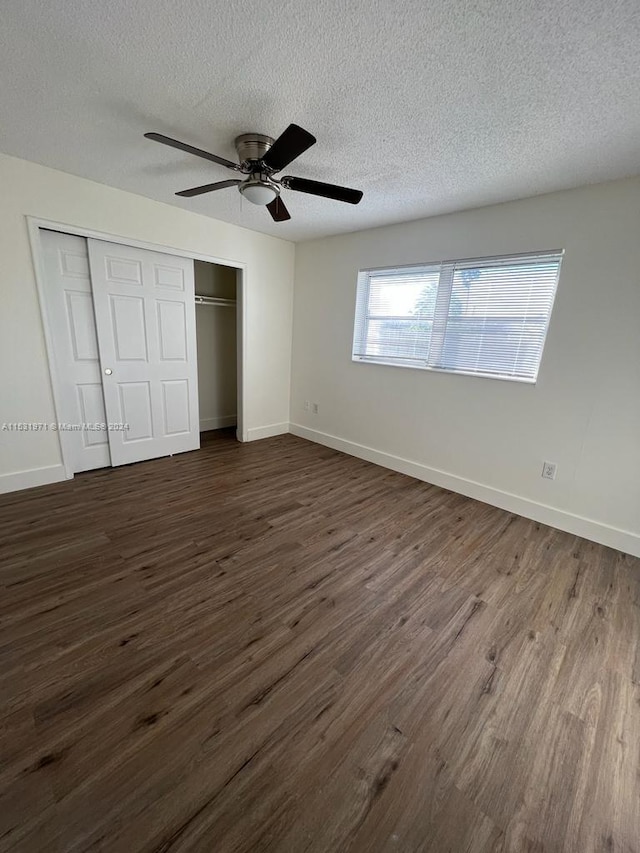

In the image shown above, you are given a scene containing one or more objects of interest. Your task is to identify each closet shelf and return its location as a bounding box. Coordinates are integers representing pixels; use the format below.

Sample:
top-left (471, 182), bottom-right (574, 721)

top-left (195, 295), bottom-right (236, 307)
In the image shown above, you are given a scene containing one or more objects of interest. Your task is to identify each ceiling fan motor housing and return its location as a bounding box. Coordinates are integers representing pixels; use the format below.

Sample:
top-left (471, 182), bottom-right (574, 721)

top-left (234, 133), bottom-right (275, 168)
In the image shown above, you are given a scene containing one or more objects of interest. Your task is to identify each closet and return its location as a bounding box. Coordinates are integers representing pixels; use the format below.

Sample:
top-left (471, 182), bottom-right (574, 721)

top-left (39, 229), bottom-right (240, 475)
top-left (194, 261), bottom-right (238, 433)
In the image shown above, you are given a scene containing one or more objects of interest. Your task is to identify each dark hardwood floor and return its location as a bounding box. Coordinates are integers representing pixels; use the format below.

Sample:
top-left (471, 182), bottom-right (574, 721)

top-left (1, 430), bottom-right (639, 852)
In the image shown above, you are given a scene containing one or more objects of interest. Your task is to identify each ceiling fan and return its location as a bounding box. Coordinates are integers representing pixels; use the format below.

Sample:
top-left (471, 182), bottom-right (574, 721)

top-left (144, 123), bottom-right (363, 222)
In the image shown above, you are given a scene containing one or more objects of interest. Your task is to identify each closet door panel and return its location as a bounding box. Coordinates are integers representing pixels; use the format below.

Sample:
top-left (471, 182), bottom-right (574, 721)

top-left (88, 240), bottom-right (199, 466)
top-left (118, 382), bottom-right (154, 441)
top-left (65, 291), bottom-right (100, 360)
top-left (77, 384), bottom-right (110, 447)
top-left (40, 230), bottom-right (111, 473)
top-left (157, 301), bottom-right (187, 361)
top-left (109, 296), bottom-right (149, 361)
top-left (161, 380), bottom-right (191, 435)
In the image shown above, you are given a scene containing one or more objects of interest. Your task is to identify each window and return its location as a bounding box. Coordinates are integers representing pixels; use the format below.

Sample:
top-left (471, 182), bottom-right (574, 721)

top-left (352, 251), bottom-right (563, 382)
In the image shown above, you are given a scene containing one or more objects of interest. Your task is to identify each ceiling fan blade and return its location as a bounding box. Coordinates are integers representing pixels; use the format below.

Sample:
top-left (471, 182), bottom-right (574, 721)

top-left (261, 124), bottom-right (316, 172)
top-left (144, 132), bottom-right (239, 170)
top-left (176, 179), bottom-right (241, 197)
top-left (283, 176), bottom-right (363, 204)
top-left (266, 196), bottom-right (291, 222)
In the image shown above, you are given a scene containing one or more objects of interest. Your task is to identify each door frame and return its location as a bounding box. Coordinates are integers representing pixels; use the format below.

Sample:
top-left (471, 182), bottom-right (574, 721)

top-left (27, 216), bottom-right (247, 480)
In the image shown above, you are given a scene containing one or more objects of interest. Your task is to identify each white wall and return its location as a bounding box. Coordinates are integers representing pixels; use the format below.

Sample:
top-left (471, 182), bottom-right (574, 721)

top-left (290, 177), bottom-right (640, 557)
top-left (0, 152), bottom-right (294, 492)
top-left (194, 261), bottom-right (237, 431)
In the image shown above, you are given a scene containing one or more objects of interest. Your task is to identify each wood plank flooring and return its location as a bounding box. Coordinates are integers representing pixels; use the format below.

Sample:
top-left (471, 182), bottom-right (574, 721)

top-left (1, 429), bottom-right (639, 852)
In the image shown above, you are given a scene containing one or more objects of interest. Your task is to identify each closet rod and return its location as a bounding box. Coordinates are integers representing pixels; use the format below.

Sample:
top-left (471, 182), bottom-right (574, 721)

top-left (194, 295), bottom-right (236, 307)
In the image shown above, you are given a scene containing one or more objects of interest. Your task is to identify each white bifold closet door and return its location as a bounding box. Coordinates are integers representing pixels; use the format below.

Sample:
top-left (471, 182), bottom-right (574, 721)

top-left (87, 239), bottom-right (200, 466)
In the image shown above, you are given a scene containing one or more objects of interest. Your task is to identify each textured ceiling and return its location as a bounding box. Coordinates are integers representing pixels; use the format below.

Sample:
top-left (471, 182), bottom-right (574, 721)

top-left (1, 0), bottom-right (640, 241)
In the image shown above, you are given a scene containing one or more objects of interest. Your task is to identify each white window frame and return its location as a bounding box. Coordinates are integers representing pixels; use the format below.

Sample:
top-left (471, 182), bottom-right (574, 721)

top-left (352, 250), bottom-right (563, 384)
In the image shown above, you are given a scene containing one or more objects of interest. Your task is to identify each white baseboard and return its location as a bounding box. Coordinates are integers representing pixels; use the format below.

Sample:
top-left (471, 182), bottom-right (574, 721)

top-left (245, 422), bottom-right (290, 442)
top-left (289, 423), bottom-right (640, 559)
top-left (200, 415), bottom-right (237, 432)
top-left (0, 464), bottom-right (68, 495)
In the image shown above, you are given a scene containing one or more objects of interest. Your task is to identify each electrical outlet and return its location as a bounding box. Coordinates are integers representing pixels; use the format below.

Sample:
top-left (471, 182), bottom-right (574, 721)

top-left (541, 461), bottom-right (557, 480)
top-left (312, 403), bottom-right (319, 414)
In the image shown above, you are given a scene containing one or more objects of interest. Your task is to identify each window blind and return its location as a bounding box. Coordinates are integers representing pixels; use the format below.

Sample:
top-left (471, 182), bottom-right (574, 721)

top-left (352, 251), bottom-right (563, 382)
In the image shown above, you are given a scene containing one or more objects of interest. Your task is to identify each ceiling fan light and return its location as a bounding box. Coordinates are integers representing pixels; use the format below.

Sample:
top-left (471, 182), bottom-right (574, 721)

top-left (240, 180), bottom-right (279, 206)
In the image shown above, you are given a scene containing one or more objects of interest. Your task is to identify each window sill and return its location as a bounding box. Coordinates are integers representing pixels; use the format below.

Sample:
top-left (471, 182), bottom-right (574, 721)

top-left (351, 356), bottom-right (538, 385)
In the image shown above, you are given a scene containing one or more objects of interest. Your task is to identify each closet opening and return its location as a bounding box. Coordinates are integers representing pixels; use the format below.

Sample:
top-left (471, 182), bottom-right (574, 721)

top-left (193, 260), bottom-right (240, 440)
